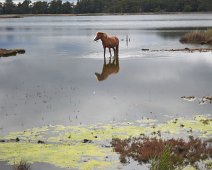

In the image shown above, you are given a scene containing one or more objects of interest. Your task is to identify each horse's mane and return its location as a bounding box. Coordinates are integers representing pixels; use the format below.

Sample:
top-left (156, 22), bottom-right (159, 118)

top-left (97, 32), bottom-right (108, 37)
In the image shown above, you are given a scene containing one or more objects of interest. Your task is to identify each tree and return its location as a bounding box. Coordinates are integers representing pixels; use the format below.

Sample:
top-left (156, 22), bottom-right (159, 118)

top-left (14, 2), bottom-right (22, 14)
top-left (48, 0), bottom-right (62, 14)
top-left (0, 2), bottom-right (3, 14)
top-left (62, 1), bottom-right (74, 14)
top-left (183, 5), bottom-right (192, 12)
top-left (21, 0), bottom-right (32, 14)
top-left (1, 0), bottom-right (212, 14)
top-left (3, 0), bottom-right (15, 14)
top-left (32, 1), bottom-right (48, 14)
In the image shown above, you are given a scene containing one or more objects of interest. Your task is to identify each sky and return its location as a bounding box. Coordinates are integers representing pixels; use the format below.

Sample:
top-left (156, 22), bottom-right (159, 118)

top-left (0, 0), bottom-right (78, 4)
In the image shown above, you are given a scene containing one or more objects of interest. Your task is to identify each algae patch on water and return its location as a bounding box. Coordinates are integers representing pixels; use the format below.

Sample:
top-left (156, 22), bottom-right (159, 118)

top-left (0, 115), bottom-right (211, 169)
top-left (0, 142), bottom-right (114, 170)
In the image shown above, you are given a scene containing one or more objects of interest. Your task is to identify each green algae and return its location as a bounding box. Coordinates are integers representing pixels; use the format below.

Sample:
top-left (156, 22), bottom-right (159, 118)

top-left (4, 126), bottom-right (49, 142)
top-left (0, 115), bottom-right (211, 169)
top-left (204, 159), bottom-right (212, 169)
top-left (157, 115), bottom-right (212, 137)
top-left (5, 115), bottom-right (210, 143)
top-left (182, 165), bottom-right (197, 170)
top-left (0, 142), bottom-right (115, 170)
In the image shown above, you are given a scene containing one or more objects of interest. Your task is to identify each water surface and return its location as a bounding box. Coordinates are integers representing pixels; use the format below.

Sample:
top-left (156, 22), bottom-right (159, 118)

top-left (0, 14), bottom-right (212, 169)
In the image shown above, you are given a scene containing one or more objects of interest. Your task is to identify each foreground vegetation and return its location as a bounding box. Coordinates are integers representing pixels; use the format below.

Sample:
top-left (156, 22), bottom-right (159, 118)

top-left (0, 0), bottom-right (212, 15)
top-left (112, 136), bottom-right (212, 169)
top-left (180, 29), bottom-right (212, 45)
top-left (0, 115), bottom-right (211, 169)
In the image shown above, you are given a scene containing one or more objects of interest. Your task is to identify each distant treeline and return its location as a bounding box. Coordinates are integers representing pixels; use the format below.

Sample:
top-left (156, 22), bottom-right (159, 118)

top-left (0, 0), bottom-right (212, 14)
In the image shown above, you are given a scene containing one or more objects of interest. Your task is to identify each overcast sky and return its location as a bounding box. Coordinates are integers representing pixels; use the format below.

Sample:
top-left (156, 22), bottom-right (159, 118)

top-left (0, 0), bottom-right (78, 4)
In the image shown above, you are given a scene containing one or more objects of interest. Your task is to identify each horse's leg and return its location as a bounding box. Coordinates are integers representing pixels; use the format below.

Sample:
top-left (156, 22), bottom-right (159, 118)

top-left (116, 45), bottom-right (119, 55)
top-left (112, 57), bottom-right (115, 64)
top-left (104, 54), bottom-right (106, 65)
top-left (104, 47), bottom-right (106, 58)
top-left (109, 52), bottom-right (112, 63)
top-left (109, 48), bottom-right (112, 57)
top-left (116, 53), bottom-right (119, 68)
top-left (112, 47), bottom-right (116, 56)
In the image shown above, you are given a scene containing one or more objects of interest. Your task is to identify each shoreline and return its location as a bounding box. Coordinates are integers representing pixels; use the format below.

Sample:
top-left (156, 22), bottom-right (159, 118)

top-left (1, 12), bottom-right (212, 18)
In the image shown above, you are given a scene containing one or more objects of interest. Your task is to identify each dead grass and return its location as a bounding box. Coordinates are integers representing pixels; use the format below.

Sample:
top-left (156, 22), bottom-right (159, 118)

top-left (13, 161), bottom-right (31, 170)
top-left (112, 136), bottom-right (212, 169)
top-left (180, 29), bottom-right (212, 44)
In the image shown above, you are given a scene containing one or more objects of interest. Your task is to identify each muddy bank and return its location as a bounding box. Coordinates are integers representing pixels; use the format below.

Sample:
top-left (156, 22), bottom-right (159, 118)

top-left (0, 15), bottom-right (22, 18)
top-left (142, 47), bottom-right (212, 52)
top-left (0, 49), bottom-right (25, 57)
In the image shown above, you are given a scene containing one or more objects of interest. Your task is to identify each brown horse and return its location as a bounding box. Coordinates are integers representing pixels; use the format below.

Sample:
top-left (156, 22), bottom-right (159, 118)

top-left (94, 32), bottom-right (119, 57)
top-left (95, 54), bottom-right (119, 81)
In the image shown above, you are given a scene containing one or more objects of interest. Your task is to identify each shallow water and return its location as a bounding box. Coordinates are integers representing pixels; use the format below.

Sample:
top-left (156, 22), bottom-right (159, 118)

top-left (0, 14), bottom-right (212, 169)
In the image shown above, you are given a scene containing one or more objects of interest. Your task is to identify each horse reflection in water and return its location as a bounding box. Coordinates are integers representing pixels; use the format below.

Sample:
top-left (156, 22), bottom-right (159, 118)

top-left (94, 32), bottom-right (120, 81)
top-left (95, 54), bottom-right (119, 81)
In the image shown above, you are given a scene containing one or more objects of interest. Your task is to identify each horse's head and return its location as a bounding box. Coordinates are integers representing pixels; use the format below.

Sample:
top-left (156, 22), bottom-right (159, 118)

top-left (94, 32), bottom-right (107, 41)
top-left (95, 72), bottom-right (104, 81)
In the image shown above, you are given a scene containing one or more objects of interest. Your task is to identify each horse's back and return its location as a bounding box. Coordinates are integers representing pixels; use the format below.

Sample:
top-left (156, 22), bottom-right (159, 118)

top-left (107, 36), bottom-right (119, 47)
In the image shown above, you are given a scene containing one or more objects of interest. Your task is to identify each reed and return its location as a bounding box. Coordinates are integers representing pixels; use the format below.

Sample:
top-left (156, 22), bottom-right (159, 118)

top-left (180, 29), bottom-right (212, 44)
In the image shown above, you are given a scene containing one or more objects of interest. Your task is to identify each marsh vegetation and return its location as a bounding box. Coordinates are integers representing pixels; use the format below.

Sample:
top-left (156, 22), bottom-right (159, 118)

top-left (112, 136), bottom-right (212, 169)
top-left (180, 29), bottom-right (212, 45)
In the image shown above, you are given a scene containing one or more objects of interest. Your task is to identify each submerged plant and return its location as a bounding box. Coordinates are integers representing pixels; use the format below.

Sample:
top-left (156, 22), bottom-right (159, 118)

top-left (112, 136), bottom-right (212, 169)
top-left (13, 160), bottom-right (31, 170)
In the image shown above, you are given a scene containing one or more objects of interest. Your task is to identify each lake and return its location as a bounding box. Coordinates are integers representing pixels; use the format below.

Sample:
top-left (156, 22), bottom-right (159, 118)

top-left (0, 14), bottom-right (212, 170)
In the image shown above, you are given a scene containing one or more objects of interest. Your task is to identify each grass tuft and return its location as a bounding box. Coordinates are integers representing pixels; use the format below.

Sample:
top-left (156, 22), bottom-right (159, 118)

top-left (13, 160), bottom-right (31, 170)
top-left (150, 147), bottom-right (174, 170)
top-left (180, 29), bottom-right (212, 44)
